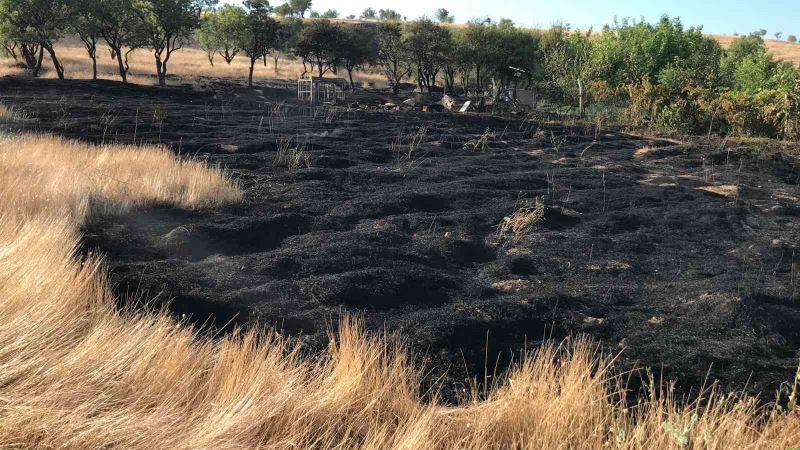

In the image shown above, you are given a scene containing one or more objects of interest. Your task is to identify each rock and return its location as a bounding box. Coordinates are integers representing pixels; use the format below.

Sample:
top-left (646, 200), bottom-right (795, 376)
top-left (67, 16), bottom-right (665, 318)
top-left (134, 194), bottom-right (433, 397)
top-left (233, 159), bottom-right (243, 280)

top-left (459, 101), bottom-right (473, 113)
top-left (583, 316), bottom-right (606, 326)
top-left (220, 144), bottom-right (238, 153)
top-left (439, 94), bottom-right (456, 110)
top-left (648, 316), bottom-right (664, 325)
top-left (402, 98), bottom-right (417, 106)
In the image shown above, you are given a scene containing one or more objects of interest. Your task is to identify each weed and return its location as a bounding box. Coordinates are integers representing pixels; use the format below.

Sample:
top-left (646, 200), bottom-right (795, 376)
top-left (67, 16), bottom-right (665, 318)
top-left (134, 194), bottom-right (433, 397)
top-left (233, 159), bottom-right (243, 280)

top-left (273, 137), bottom-right (311, 170)
top-left (496, 196), bottom-right (545, 243)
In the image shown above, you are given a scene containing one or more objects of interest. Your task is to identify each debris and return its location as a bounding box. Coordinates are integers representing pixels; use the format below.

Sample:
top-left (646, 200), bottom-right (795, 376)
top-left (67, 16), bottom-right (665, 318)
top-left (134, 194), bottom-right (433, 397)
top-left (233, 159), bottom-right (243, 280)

top-left (583, 316), bottom-right (606, 326)
top-left (459, 101), bottom-right (472, 113)
top-left (491, 279), bottom-right (531, 293)
top-left (439, 94), bottom-right (456, 110)
top-left (402, 98), bottom-right (416, 106)
top-left (648, 316), bottom-right (664, 325)
top-left (697, 185), bottom-right (738, 198)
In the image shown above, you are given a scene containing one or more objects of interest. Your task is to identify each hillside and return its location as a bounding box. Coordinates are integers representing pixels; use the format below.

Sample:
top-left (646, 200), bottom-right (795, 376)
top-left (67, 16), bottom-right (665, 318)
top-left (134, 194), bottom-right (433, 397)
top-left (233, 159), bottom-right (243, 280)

top-left (714, 35), bottom-right (800, 65)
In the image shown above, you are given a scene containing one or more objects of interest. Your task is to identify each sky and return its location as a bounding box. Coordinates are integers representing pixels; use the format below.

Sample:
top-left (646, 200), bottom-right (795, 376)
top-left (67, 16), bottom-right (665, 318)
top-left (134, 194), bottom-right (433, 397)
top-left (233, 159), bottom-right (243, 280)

top-left (223, 0), bottom-right (799, 37)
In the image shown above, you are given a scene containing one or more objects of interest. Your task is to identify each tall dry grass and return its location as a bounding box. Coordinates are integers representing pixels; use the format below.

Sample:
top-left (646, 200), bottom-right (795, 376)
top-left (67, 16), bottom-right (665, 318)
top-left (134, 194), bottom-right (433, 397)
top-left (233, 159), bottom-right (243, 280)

top-left (0, 133), bottom-right (798, 448)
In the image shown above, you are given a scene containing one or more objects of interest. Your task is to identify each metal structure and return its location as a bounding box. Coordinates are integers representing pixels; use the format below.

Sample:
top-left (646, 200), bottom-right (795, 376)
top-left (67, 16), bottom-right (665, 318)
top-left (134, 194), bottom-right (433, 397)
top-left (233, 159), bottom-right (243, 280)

top-left (297, 77), bottom-right (349, 104)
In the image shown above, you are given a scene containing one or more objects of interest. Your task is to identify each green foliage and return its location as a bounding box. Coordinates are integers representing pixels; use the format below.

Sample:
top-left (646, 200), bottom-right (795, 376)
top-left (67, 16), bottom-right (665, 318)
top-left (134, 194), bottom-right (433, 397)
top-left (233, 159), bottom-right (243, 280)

top-left (0, 0), bottom-right (70, 77)
top-left (295, 19), bottom-right (340, 77)
top-left (338, 23), bottom-right (378, 87)
top-left (378, 9), bottom-right (402, 22)
top-left (274, 3), bottom-right (291, 17)
top-left (195, 4), bottom-right (245, 65)
top-left (240, 0), bottom-right (277, 85)
top-left (404, 18), bottom-right (451, 93)
top-left (361, 8), bottom-right (376, 20)
top-left (320, 9), bottom-right (338, 19)
top-left (435, 8), bottom-right (454, 24)
top-left (288, 0), bottom-right (310, 18)
top-left (135, 0), bottom-right (199, 86)
top-left (375, 21), bottom-right (411, 94)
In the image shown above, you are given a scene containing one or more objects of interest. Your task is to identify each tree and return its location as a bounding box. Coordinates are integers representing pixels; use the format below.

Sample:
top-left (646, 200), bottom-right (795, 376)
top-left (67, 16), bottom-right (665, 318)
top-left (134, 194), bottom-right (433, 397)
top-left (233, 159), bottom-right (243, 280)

top-left (274, 2), bottom-right (292, 17)
top-left (94, 0), bottom-right (147, 83)
top-left (135, 0), bottom-right (199, 86)
top-left (321, 9), bottom-right (338, 19)
top-left (375, 22), bottom-right (410, 94)
top-left (271, 16), bottom-right (301, 73)
top-left (361, 7), bottom-right (376, 20)
top-left (69, 0), bottom-right (103, 79)
top-left (0, 0), bottom-right (69, 78)
top-left (0, 22), bottom-right (17, 60)
top-left (435, 8), bottom-right (453, 24)
top-left (238, 0), bottom-right (277, 87)
top-left (788, 35), bottom-right (797, 43)
top-left (774, 32), bottom-right (783, 40)
top-left (289, 0), bottom-right (310, 18)
top-left (405, 18), bottom-right (450, 94)
top-left (543, 26), bottom-right (594, 116)
top-left (196, 5), bottom-right (245, 66)
top-left (756, 29), bottom-right (767, 37)
top-left (378, 9), bottom-right (402, 21)
top-left (338, 23), bottom-right (377, 89)
top-left (295, 19), bottom-right (340, 77)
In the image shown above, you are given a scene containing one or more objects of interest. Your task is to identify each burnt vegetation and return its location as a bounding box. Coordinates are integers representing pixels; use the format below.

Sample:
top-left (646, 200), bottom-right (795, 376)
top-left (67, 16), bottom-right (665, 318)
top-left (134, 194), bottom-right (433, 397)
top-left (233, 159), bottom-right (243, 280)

top-left (1, 0), bottom-right (800, 447)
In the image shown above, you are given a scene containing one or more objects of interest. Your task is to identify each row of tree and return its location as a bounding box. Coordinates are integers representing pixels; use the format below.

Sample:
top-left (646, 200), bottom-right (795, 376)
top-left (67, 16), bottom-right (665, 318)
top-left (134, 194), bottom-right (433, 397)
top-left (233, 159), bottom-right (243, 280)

top-left (1, 1), bottom-right (798, 140)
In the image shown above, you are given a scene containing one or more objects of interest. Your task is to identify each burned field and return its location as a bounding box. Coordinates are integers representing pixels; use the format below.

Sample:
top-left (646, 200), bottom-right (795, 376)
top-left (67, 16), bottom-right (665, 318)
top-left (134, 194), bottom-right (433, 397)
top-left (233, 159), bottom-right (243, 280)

top-left (4, 78), bottom-right (799, 402)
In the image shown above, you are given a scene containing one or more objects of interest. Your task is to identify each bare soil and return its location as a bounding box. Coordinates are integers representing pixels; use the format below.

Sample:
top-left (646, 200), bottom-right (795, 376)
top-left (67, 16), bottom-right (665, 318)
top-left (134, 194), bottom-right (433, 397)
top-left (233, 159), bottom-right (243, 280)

top-left (3, 77), bottom-right (799, 403)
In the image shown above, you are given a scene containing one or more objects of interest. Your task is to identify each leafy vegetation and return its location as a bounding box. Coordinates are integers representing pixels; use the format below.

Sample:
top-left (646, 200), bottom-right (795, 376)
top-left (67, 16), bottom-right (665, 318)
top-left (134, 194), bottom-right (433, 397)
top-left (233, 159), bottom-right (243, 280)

top-left (1, 5), bottom-right (798, 138)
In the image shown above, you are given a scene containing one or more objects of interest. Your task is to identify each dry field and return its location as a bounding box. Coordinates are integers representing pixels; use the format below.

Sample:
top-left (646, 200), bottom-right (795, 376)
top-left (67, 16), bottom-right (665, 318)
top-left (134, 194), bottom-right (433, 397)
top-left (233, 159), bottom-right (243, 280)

top-left (1, 87), bottom-right (800, 446)
top-left (714, 35), bottom-right (800, 66)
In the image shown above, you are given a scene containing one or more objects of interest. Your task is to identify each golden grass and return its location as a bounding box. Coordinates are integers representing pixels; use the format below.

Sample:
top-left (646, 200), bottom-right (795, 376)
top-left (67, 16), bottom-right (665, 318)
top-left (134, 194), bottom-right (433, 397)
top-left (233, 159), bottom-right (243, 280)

top-left (714, 35), bottom-right (800, 66)
top-left (0, 135), bottom-right (798, 447)
top-left (497, 196), bottom-right (545, 243)
top-left (0, 133), bottom-right (241, 222)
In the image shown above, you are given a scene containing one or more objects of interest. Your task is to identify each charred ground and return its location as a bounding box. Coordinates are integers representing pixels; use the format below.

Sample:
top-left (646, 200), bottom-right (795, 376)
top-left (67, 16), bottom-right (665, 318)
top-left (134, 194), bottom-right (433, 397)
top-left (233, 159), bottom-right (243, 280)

top-left (3, 78), bottom-right (799, 402)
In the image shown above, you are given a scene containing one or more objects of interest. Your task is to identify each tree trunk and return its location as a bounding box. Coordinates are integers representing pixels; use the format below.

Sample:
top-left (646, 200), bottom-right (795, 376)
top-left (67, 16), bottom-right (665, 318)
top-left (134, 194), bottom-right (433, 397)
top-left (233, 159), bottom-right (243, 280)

top-left (273, 54), bottom-right (279, 74)
top-left (91, 54), bottom-right (97, 80)
top-left (248, 58), bottom-right (255, 87)
top-left (577, 78), bottom-right (585, 118)
top-left (32, 49), bottom-right (44, 77)
top-left (113, 46), bottom-right (127, 83)
top-left (155, 55), bottom-right (165, 86)
top-left (263, 54), bottom-right (267, 66)
top-left (347, 68), bottom-right (355, 90)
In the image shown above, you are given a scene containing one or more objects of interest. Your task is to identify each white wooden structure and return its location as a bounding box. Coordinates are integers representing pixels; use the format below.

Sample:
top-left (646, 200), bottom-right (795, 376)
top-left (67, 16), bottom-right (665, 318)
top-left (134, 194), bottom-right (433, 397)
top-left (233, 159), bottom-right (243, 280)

top-left (297, 77), bottom-right (349, 104)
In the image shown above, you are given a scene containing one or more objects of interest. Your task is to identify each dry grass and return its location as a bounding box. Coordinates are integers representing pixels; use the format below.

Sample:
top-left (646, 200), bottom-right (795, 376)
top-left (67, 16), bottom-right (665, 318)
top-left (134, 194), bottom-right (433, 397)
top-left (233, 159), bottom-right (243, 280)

top-left (0, 135), bottom-right (798, 447)
top-left (714, 35), bottom-right (800, 66)
top-left (497, 196), bottom-right (546, 243)
top-left (0, 134), bottom-right (240, 222)
top-left (273, 137), bottom-right (311, 170)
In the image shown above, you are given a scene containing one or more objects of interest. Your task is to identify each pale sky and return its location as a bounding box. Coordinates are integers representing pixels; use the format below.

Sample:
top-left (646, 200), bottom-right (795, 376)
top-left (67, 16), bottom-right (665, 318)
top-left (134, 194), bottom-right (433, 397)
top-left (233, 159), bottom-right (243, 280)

top-left (223, 0), bottom-right (799, 37)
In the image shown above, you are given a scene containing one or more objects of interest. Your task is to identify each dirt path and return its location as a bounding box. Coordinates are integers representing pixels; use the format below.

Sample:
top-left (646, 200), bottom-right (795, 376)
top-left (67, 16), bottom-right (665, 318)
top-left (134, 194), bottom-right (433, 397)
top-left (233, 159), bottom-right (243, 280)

top-left (3, 77), bottom-right (799, 402)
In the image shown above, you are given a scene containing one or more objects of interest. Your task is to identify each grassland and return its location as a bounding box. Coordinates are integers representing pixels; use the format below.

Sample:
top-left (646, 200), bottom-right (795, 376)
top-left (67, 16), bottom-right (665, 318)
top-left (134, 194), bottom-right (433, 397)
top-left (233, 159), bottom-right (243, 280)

top-left (0, 120), bottom-right (799, 446)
